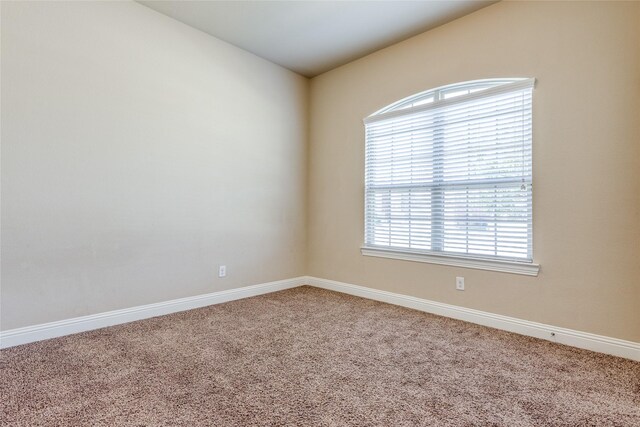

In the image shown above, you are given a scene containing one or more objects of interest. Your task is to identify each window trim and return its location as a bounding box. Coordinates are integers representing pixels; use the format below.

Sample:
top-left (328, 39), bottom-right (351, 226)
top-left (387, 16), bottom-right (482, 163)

top-left (373, 78), bottom-right (519, 115)
top-left (361, 246), bottom-right (540, 276)
top-left (365, 78), bottom-right (534, 124)
top-left (363, 78), bottom-right (538, 274)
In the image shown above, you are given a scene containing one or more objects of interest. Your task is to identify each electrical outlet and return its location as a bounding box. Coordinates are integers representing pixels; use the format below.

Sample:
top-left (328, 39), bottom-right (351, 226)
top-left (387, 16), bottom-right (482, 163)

top-left (456, 276), bottom-right (465, 291)
top-left (218, 265), bottom-right (226, 278)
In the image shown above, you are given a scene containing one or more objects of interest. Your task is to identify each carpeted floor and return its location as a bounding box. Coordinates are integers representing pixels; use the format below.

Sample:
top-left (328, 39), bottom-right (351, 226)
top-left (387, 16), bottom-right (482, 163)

top-left (1, 286), bottom-right (639, 426)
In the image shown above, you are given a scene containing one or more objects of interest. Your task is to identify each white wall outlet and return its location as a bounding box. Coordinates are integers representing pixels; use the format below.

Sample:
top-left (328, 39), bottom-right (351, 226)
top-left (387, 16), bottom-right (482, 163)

top-left (218, 265), bottom-right (226, 278)
top-left (456, 276), bottom-right (465, 291)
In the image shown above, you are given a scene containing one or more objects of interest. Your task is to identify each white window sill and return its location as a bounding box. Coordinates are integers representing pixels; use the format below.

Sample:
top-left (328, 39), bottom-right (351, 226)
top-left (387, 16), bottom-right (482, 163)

top-left (360, 246), bottom-right (540, 276)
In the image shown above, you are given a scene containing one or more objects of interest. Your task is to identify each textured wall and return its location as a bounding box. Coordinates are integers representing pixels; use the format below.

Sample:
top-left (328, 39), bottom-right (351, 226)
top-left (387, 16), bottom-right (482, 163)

top-left (1, 1), bottom-right (308, 330)
top-left (308, 1), bottom-right (640, 342)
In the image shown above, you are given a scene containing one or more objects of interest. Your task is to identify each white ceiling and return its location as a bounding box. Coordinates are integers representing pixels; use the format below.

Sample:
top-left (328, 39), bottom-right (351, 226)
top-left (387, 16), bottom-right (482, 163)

top-left (138, 1), bottom-right (496, 77)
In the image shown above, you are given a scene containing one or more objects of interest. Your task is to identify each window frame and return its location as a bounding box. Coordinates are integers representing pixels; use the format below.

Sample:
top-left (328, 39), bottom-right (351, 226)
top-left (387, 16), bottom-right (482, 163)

top-left (361, 79), bottom-right (540, 276)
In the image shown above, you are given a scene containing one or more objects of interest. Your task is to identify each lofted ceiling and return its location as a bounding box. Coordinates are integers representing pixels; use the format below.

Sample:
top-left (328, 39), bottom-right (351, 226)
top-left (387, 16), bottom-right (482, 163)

top-left (138, 1), bottom-right (497, 77)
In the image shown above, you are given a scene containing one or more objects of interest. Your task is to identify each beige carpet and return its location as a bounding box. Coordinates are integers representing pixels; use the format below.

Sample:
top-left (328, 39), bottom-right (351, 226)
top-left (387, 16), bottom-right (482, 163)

top-left (1, 286), bottom-right (639, 426)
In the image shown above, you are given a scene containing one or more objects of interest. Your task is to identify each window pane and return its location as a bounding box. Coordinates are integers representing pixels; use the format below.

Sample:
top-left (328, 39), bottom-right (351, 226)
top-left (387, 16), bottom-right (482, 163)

top-left (365, 79), bottom-right (533, 262)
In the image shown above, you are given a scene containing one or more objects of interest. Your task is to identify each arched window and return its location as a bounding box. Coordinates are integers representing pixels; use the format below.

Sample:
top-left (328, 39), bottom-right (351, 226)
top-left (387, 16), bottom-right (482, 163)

top-left (362, 78), bottom-right (538, 275)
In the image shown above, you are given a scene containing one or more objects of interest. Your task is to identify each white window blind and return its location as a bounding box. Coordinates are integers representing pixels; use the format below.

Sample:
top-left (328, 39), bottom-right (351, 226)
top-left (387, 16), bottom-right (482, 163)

top-left (364, 78), bottom-right (534, 263)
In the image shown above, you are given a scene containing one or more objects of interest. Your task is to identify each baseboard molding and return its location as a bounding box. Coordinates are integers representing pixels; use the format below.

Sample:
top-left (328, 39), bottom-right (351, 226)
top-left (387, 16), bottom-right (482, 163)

top-left (303, 276), bottom-right (640, 362)
top-left (0, 277), bottom-right (304, 349)
top-left (3, 275), bottom-right (638, 361)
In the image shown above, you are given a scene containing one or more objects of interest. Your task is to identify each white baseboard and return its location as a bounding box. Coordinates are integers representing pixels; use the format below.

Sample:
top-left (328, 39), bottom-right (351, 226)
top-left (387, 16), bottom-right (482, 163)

top-left (0, 277), bottom-right (304, 349)
top-left (3, 275), bottom-right (638, 361)
top-left (303, 276), bottom-right (640, 362)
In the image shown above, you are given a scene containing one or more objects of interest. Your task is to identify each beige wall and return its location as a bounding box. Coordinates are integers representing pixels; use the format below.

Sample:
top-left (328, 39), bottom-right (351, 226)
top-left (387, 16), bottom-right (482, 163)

top-left (2, 1), bottom-right (639, 343)
top-left (1, 1), bottom-right (308, 330)
top-left (308, 1), bottom-right (640, 342)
